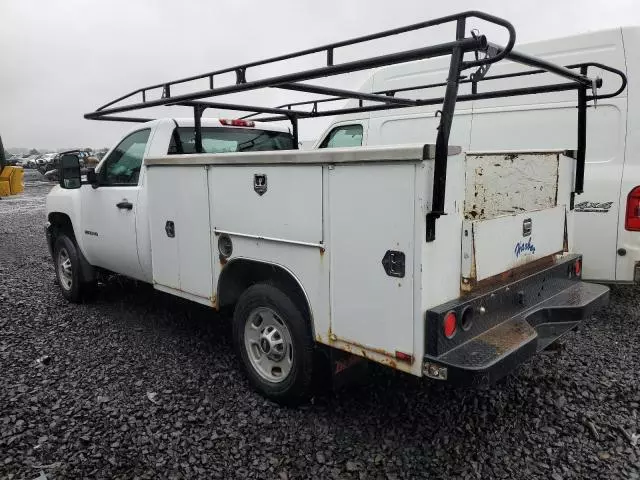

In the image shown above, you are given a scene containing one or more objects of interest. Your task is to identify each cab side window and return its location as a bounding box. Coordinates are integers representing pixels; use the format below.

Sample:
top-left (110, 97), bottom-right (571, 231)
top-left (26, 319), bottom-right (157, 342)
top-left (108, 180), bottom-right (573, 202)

top-left (319, 124), bottom-right (363, 148)
top-left (100, 129), bottom-right (151, 186)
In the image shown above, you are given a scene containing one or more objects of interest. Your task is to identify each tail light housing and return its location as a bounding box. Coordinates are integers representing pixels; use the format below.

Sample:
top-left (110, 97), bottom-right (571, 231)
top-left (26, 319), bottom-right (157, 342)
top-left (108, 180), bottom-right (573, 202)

top-left (443, 311), bottom-right (457, 339)
top-left (574, 258), bottom-right (582, 277)
top-left (220, 119), bottom-right (255, 127)
top-left (625, 186), bottom-right (640, 231)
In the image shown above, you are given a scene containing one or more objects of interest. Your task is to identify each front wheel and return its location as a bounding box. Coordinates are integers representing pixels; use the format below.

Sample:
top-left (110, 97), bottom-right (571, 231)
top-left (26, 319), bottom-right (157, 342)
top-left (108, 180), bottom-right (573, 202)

top-left (53, 234), bottom-right (94, 303)
top-left (233, 283), bottom-right (314, 405)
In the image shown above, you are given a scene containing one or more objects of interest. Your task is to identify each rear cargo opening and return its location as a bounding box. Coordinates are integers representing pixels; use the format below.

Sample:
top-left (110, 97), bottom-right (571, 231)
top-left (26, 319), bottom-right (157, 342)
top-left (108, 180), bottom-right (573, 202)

top-left (460, 150), bottom-right (576, 291)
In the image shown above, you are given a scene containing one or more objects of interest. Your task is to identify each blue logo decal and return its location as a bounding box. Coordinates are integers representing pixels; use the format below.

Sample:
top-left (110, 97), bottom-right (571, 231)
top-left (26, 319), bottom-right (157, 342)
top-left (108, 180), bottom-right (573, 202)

top-left (514, 237), bottom-right (536, 257)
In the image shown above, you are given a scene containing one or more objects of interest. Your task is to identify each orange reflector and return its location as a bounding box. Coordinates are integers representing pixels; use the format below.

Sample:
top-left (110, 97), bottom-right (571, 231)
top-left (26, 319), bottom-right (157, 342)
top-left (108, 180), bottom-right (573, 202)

top-left (443, 311), bottom-right (457, 339)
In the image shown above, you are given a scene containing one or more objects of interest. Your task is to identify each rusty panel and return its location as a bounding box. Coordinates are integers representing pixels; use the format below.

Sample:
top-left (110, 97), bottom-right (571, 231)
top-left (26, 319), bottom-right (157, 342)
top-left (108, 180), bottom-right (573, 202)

top-left (464, 152), bottom-right (559, 220)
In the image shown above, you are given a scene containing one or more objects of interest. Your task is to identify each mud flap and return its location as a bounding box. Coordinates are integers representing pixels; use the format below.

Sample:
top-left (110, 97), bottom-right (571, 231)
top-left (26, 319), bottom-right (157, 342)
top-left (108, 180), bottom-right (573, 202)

top-left (326, 347), bottom-right (369, 391)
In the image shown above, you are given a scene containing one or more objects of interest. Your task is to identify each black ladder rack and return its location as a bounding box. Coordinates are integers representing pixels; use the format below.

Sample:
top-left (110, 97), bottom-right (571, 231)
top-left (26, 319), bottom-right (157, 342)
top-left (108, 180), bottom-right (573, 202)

top-left (84, 10), bottom-right (627, 241)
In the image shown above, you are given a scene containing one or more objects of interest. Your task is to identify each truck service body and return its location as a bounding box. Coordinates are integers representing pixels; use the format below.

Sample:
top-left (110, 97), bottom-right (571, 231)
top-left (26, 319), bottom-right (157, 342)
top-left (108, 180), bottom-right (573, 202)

top-left (45, 12), bottom-right (625, 403)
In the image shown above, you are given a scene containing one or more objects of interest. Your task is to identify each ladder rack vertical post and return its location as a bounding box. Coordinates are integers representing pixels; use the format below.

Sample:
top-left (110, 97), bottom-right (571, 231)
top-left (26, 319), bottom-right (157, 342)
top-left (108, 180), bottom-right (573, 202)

top-left (288, 116), bottom-right (299, 149)
top-left (194, 105), bottom-right (204, 154)
top-left (426, 17), bottom-right (466, 242)
top-left (575, 65), bottom-right (588, 196)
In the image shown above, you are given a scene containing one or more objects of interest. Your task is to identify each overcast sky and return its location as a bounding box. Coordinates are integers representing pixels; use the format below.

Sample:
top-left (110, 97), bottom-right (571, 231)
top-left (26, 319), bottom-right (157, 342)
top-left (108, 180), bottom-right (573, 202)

top-left (1, 0), bottom-right (640, 150)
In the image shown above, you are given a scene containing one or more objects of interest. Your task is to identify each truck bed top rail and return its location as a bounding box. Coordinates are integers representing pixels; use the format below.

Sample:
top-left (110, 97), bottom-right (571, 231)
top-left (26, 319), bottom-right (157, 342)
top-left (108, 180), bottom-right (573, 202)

top-left (84, 10), bottom-right (627, 242)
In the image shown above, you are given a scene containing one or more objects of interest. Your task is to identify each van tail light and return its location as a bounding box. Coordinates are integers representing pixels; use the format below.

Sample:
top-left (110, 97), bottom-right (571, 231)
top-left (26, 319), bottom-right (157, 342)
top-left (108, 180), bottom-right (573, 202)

top-left (625, 186), bottom-right (640, 231)
top-left (220, 119), bottom-right (255, 127)
top-left (574, 258), bottom-right (582, 277)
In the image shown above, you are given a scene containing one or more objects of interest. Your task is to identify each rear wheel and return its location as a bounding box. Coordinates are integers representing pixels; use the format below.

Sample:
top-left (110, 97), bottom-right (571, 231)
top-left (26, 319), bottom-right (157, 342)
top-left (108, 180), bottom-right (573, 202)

top-left (233, 283), bottom-right (314, 405)
top-left (53, 234), bottom-right (94, 303)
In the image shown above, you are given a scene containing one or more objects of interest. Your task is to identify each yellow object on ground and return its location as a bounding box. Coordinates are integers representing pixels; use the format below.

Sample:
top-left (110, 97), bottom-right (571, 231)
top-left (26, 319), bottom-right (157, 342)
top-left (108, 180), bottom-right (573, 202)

top-left (0, 166), bottom-right (24, 196)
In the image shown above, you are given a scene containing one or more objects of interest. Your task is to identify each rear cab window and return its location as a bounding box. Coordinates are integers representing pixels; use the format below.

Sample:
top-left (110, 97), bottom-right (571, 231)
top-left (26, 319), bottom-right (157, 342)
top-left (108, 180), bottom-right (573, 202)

top-left (168, 127), bottom-right (294, 154)
top-left (319, 124), bottom-right (363, 148)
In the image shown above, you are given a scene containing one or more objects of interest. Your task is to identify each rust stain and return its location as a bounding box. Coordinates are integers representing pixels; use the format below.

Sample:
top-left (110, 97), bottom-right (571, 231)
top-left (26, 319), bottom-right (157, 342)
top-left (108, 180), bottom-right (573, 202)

top-left (463, 254), bottom-right (556, 294)
top-left (379, 357), bottom-right (398, 369)
top-left (321, 330), bottom-right (413, 372)
top-left (333, 336), bottom-right (397, 360)
top-left (211, 293), bottom-right (219, 310)
top-left (219, 255), bottom-right (228, 266)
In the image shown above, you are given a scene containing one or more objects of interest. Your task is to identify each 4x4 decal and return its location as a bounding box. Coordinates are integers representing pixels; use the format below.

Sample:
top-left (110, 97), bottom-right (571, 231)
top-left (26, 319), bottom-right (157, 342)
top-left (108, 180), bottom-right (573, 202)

top-left (575, 201), bottom-right (613, 213)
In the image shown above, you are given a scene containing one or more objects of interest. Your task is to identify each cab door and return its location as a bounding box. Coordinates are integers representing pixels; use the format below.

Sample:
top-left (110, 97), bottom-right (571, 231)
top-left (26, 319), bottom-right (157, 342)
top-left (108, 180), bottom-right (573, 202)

top-left (80, 129), bottom-right (151, 280)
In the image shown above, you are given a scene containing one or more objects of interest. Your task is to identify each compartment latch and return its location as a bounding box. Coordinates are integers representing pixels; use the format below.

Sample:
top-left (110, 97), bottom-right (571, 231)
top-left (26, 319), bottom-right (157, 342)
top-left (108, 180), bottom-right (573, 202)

top-left (165, 221), bottom-right (175, 238)
top-left (381, 250), bottom-right (405, 278)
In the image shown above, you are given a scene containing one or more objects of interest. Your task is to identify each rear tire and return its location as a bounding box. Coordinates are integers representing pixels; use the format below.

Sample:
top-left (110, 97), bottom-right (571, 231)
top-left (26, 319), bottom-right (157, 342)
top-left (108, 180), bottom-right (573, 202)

top-left (233, 283), bottom-right (314, 405)
top-left (53, 234), bottom-right (94, 303)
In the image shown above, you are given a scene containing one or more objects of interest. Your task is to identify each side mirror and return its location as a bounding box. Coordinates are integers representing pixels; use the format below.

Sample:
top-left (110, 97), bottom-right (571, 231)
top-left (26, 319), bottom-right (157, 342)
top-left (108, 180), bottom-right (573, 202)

top-left (86, 167), bottom-right (98, 188)
top-left (59, 154), bottom-right (81, 189)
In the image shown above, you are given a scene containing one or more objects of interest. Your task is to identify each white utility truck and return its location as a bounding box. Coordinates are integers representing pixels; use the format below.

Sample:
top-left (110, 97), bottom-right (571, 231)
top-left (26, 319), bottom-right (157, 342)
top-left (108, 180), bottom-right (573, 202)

top-left (313, 27), bottom-right (635, 284)
top-left (46, 12), bottom-right (625, 404)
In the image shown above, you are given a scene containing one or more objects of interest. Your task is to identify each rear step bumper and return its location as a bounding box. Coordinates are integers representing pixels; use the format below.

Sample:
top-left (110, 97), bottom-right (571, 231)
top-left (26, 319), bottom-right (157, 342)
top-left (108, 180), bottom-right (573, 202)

top-left (423, 255), bottom-right (609, 386)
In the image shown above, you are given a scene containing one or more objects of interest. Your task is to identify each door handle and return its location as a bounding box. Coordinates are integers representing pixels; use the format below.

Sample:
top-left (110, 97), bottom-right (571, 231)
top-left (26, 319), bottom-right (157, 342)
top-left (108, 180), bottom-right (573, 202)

top-left (116, 201), bottom-right (133, 210)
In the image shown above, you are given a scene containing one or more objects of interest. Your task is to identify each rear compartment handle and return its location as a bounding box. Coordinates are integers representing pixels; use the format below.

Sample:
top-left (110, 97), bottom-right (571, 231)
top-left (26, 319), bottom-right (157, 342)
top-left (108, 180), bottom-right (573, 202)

top-left (165, 221), bottom-right (175, 238)
top-left (381, 250), bottom-right (405, 277)
top-left (116, 201), bottom-right (133, 210)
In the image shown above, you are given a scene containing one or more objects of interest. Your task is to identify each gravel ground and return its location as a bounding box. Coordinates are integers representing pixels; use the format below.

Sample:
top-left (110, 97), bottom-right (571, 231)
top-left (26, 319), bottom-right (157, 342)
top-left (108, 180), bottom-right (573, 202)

top-left (1, 170), bottom-right (639, 479)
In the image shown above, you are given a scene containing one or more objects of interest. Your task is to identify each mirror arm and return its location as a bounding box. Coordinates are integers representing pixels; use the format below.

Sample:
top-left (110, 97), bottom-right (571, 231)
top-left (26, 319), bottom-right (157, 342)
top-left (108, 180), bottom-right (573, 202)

top-left (85, 168), bottom-right (100, 188)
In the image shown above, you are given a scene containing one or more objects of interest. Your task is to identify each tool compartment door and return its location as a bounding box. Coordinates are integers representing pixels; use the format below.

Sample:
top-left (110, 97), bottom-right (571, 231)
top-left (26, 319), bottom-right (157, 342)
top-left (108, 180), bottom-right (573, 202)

top-left (147, 165), bottom-right (213, 301)
top-left (209, 165), bottom-right (322, 245)
top-left (328, 163), bottom-right (415, 355)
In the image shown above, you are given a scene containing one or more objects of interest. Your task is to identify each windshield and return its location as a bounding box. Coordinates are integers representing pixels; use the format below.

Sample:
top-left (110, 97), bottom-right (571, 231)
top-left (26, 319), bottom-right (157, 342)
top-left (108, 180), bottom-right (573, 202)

top-left (168, 126), bottom-right (294, 154)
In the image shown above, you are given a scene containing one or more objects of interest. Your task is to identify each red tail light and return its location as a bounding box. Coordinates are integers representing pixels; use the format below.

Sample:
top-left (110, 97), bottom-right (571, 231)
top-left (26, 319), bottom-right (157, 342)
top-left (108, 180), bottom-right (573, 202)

top-left (625, 186), bottom-right (640, 231)
top-left (443, 311), bottom-right (457, 339)
top-left (574, 258), bottom-right (582, 277)
top-left (220, 119), bottom-right (255, 127)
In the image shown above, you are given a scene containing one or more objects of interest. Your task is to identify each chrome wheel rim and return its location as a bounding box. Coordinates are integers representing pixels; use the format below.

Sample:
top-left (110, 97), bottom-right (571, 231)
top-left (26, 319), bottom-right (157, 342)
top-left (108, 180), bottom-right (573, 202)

top-left (244, 307), bottom-right (293, 383)
top-left (57, 247), bottom-right (73, 291)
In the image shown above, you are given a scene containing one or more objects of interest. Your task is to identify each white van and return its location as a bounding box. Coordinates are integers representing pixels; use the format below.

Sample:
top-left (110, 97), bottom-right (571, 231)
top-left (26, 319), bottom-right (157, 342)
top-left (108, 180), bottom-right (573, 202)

top-left (315, 27), bottom-right (638, 284)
